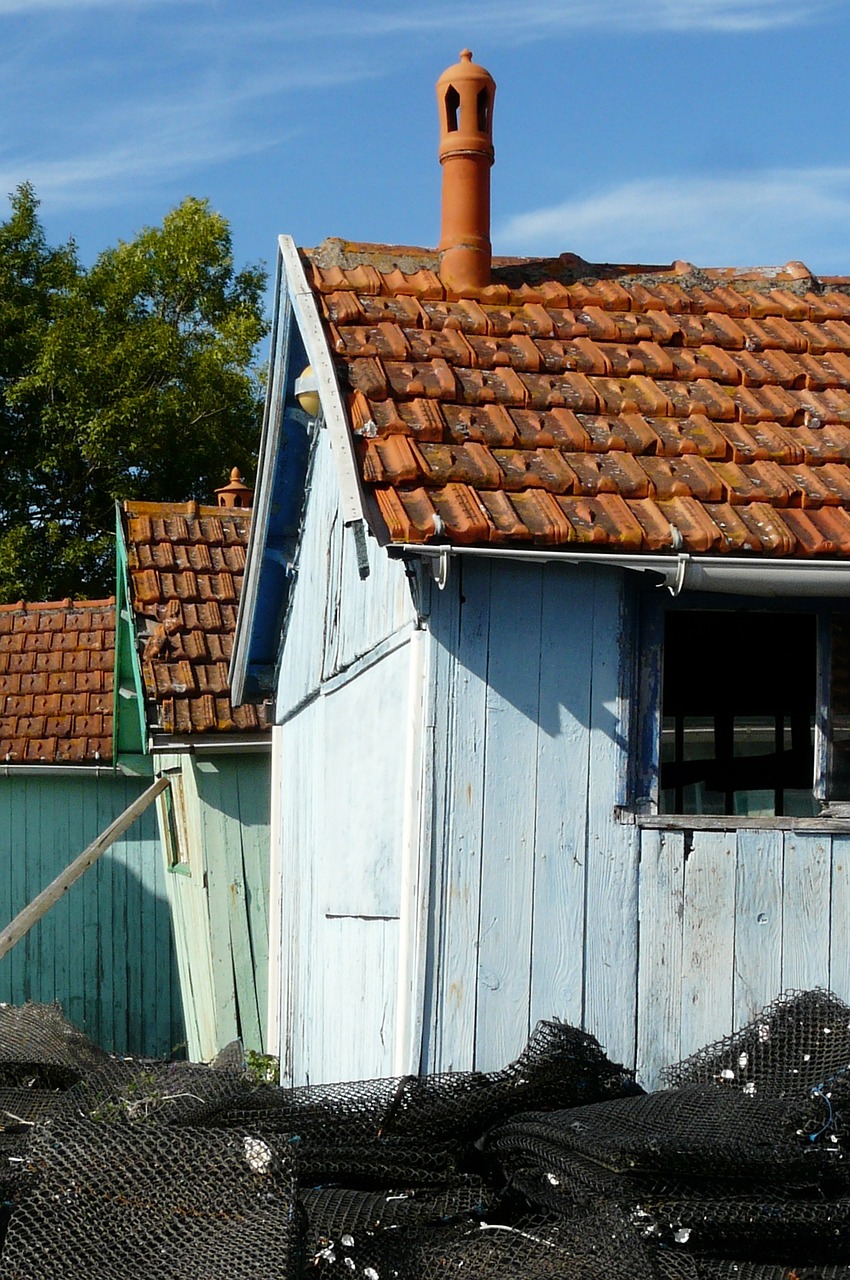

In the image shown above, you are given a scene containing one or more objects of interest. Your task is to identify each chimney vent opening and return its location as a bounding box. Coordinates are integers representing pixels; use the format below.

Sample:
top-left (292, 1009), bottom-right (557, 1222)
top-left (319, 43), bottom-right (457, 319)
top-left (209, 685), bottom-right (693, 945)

top-left (477, 88), bottom-right (490, 132)
top-left (445, 85), bottom-right (460, 132)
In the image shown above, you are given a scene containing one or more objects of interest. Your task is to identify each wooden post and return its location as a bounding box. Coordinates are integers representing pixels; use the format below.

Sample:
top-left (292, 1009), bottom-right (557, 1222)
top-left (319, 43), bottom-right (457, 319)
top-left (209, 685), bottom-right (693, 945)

top-left (0, 775), bottom-right (169, 962)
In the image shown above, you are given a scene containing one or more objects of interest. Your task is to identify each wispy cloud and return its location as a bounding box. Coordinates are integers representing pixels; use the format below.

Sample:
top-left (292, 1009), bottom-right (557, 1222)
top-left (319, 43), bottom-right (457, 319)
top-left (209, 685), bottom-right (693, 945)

top-left (0, 72), bottom-right (300, 212)
top-left (496, 167), bottom-right (850, 272)
top-left (0, 0), bottom-right (189, 11)
top-left (0, 130), bottom-right (275, 213)
top-left (250, 0), bottom-right (831, 41)
top-left (0, 13), bottom-right (372, 215)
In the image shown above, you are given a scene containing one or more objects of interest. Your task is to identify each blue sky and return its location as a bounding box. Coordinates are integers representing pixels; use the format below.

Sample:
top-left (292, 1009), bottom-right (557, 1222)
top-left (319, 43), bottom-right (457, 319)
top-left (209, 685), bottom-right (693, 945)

top-left (3, 0), bottom-right (850, 307)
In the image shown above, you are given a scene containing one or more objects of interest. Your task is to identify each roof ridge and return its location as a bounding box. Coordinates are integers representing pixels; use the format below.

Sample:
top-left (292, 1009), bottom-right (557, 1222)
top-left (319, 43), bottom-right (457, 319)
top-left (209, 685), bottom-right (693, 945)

top-left (123, 499), bottom-right (249, 519)
top-left (0, 597), bottom-right (116, 613)
top-left (303, 238), bottom-right (840, 296)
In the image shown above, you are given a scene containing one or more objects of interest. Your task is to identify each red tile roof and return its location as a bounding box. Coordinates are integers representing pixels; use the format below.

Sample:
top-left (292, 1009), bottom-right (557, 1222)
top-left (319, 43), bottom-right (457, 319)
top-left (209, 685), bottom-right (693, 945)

top-left (0, 599), bottom-right (115, 765)
top-left (306, 241), bottom-right (850, 558)
top-left (123, 501), bottom-right (267, 737)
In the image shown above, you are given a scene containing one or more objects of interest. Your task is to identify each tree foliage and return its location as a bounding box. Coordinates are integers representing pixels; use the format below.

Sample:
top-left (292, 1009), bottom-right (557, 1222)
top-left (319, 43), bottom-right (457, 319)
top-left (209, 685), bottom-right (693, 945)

top-left (0, 187), bottom-right (268, 602)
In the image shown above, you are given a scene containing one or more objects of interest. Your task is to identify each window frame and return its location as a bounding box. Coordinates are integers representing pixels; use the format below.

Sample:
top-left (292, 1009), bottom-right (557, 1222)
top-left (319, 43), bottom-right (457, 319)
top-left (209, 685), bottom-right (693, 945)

top-left (158, 771), bottom-right (192, 875)
top-left (632, 587), bottom-right (850, 829)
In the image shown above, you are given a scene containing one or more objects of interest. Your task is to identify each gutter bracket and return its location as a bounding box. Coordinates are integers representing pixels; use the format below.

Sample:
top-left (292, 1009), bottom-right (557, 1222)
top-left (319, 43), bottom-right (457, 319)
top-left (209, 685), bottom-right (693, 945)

top-left (667, 553), bottom-right (689, 597)
top-left (431, 548), bottom-right (451, 591)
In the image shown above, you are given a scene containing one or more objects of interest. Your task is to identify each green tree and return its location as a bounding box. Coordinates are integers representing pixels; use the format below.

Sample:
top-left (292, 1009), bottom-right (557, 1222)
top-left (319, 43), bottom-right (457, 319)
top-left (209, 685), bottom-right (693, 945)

top-left (0, 190), bottom-right (267, 602)
top-left (0, 183), bottom-right (79, 600)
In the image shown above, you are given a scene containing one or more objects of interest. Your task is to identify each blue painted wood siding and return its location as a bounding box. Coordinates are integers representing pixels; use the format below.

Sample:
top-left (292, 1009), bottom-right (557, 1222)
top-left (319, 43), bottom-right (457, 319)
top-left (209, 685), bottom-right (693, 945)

top-left (0, 772), bottom-right (183, 1057)
top-left (272, 478), bottom-right (850, 1091)
top-left (424, 558), bottom-right (639, 1077)
top-left (637, 826), bottom-right (850, 1087)
top-left (271, 427), bottom-right (421, 1085)
top-left (424, 559), bottom-right (850, 1089)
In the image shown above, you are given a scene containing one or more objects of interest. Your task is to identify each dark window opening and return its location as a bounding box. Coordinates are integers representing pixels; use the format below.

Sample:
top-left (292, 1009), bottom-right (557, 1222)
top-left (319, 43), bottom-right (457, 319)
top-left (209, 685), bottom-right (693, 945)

top-left (830, 615), bottom-right (850, 800)
top-left (477, 88), bottom-right (490, 132)
top-left (445, 86), bottom-right (460, 132)
top-left (660, 611), bottom-right (817, 818)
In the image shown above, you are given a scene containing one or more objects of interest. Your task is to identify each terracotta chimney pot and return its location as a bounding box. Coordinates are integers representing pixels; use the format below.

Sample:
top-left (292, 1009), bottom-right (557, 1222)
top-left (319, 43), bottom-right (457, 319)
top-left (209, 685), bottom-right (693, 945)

top-left (215, 467), bottom-right (253, 509)
top-left (437, 49), bottom-right (496, 294)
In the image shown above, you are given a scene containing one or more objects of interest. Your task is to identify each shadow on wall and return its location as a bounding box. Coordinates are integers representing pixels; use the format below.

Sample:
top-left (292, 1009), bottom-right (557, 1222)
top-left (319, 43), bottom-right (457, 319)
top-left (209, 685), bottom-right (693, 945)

top-left (428, 555), bottom-right (631, 750)
top-left (0, 774), bottom-right (184, 1058)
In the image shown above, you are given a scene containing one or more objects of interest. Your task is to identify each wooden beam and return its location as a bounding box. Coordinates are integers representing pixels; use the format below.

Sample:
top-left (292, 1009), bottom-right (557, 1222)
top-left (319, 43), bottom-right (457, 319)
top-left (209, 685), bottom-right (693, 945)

top-left (0, 775), bottom-right (169, 962)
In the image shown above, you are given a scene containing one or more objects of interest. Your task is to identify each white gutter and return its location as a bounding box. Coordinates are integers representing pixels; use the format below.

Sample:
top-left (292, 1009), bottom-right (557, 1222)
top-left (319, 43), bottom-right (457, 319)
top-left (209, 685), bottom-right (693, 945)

top-left (393, 544), bottom-right (850, 597)
top-left (0, 764), bottom-right (123, 779)
top-left (148, 735), bottom-right (271, 755)
top-left (277, 235), bottom-right (368, 529)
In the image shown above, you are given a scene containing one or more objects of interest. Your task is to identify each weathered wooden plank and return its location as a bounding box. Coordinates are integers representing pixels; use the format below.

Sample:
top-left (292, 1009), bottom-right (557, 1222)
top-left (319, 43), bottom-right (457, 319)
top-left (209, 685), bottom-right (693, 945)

top-left (25, 779), bottom-right (44, 1005)
top-left (146, 786), bottom-right (180, 1056)
top-left (163, 759), bottom-right (220, 1061)
top-left (124, 831), bottom-right (144, 1057)
top-left (530, 564), bottom-right (593, 1033)
top-left (419, 580), bottom-right (455, 1073)
top-left (279, 697), bottom-right (321, 1083)
top-left (680, 830), bottom-right (737, 1060)
top-left (52, 787), bottom-right (72, 1031)
top-left (0, 785), bottom-right (16, 1001)
top-left (233, 756), bottom-right (271, 1052)
top-left (830, 835), bottom-right (850, 1007)
top-left (394, 628), bottom-right (432, 1076)
top-left (14, 782), bottom-right (32, 1003)
top-left (636, 828), bottom-right (686, 1089)
top-left (96, 785), bottom-right (118, 1052)
top-left (430, 559), bottom-right (491, 1071)
top-left (319, 917), bottom-right (398, 1083)
top-left (639, 814), bottom-right (850, 833)
top-left (733, 828), bottom-right (783, 1029)
top-left (476, 563), bottom-right (543, 1072)
top-left (321, 643), bottom-right (409, 920)
top-left (196, 760), bottom-right (263, 1054)
top-left (584, 570), bottom-right (640, 1069)
top-left (266, 727), bottom-right (284, 1056)
top-left (193, 759), bottom-right (240, 1052)
top-left (782, 832), bottom-right (831, 991)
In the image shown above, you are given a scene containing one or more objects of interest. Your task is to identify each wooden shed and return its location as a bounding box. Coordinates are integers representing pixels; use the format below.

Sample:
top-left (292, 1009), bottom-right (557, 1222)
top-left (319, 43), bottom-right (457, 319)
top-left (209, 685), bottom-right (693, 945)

top-left (0, 598), bottom-right (183, 1056)
top-left (232, 52), bottom-right (850, 1088)
top-left (115, 495), bottom-right (272, 1061)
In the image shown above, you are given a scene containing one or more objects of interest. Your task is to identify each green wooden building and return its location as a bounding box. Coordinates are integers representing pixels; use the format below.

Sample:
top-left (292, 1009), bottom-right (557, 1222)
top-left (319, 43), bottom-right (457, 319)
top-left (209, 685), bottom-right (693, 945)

top-left (0, 598), bottom-right (183, 1057)
top-left (114, 489), bottom-right (272, 1061)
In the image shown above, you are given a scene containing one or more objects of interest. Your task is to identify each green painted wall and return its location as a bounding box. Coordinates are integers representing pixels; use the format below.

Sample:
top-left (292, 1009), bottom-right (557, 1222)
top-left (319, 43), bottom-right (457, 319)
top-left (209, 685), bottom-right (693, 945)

top-left (0, 772), bottom-right (184, 1057)
top-left (155, 750), bottom-right (271, 1061)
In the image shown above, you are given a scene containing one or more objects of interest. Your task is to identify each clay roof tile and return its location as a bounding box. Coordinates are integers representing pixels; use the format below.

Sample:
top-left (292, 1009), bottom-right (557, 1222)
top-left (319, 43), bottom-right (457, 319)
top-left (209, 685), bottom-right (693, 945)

top-left (122, 501), bottom-right (267, 740)
top-left (295, 245), bottom-right (850, 561)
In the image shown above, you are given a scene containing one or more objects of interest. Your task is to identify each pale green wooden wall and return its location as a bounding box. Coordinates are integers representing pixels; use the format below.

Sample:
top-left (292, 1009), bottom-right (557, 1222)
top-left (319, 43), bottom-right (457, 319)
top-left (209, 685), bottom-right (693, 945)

top-left (0, 772), bottom-right (184, 1057)
top-left (156, 751), bottom-right (271, 1062)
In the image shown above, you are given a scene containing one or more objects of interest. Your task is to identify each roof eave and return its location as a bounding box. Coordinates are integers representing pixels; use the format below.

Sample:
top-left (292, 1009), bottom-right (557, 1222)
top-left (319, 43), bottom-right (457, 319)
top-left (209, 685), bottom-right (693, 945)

top-left (391, 542), bottom-right (850, 598)
top-left (231, 235), bottom-right (373, 706)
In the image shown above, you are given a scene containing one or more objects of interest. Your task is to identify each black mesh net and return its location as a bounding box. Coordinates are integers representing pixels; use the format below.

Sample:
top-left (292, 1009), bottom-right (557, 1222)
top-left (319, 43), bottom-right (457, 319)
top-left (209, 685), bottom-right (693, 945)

top-left (665, 988), bottom-right (850, 1098)
top-left (0, 1121), bottom-right (302, 1279)
top-left (0, 1000), bottom-right (106, 1089)
top-left (0, 993), bottom-right (850, 1276)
